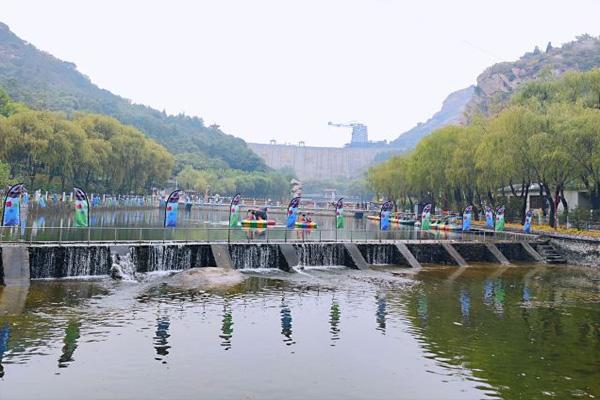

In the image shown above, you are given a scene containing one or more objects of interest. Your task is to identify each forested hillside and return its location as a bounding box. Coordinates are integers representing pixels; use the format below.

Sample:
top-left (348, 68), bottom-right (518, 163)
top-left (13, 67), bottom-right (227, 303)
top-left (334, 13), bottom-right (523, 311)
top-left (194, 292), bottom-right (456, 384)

top-left (0, 22), bottom-right (267, 172)
top-left (391, 34), bottom-right (600, 149)
top-left (0, 88), bottom-right (174, 192)
top-left (464, 34), bottom-right (600, 120)
top-left (369, 69), bottom-right (600, 227)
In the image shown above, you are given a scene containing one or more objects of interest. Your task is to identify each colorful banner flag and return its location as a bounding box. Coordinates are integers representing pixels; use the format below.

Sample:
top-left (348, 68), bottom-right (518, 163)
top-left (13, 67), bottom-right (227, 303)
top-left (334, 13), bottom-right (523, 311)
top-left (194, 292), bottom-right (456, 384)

top-left (462, 205), bottom-right (473, 231)
top-left (229, 193), bottom-right (241, 227)
top-left (286, 197), bottom-right (301, 228)
top-left (484, 206), bottom-right (494, 229)
top-left (421, 204), bottom-right (432, 230)
top-left (380, 201), bottom-right (394, 231)
top-left (74, 187), bottom-right (90, 228)
top-left (335, 198), bottom-right (344, 229)
top-left (524, 209), bottom-right (534, 233)
top-left (2, 183), bottom-right (24, 226)
top-left (164, 190), bottom-right (182, 228)
top-left (495, 206), bottom-right (505, 232)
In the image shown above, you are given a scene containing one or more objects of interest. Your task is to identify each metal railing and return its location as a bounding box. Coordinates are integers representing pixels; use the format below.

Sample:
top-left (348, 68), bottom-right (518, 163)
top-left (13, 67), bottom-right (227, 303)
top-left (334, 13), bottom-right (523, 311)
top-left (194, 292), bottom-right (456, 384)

top-left (0, 226), bottom-right (539, 245)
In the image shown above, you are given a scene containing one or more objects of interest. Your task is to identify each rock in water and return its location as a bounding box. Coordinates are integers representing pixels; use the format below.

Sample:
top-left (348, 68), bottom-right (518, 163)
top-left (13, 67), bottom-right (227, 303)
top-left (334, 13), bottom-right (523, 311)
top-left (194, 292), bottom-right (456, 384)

top-left (110, 254), bottom-right (137, 281)
top-left (165, 267), bottom-right (247, 289)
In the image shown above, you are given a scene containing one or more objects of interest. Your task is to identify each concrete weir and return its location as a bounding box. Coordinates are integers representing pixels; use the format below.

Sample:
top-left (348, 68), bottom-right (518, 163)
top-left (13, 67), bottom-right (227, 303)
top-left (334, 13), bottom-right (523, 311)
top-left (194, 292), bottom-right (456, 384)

top-left (0, 240), bottom-right (544, 285)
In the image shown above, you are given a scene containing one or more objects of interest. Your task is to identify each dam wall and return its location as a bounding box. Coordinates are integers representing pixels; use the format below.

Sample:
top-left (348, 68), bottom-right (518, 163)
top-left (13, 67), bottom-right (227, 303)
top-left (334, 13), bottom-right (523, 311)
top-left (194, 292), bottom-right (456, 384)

top-left (0, 241), bottom-right (542, 283)
top-left (248, 142), bottom-right (394, 180)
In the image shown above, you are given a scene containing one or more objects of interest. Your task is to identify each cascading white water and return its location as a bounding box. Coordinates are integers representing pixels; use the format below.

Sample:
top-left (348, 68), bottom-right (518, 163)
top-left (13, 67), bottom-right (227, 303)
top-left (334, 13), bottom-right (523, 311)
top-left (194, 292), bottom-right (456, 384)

top-left (295, 244), bottom-right (346, 267)
top-left (358, 244), bottom-right (397, 265)
top-left (110, 252), bottom-right (137, 281)
top-left (30, 246), bottom-right (112, 278)
top-left (228, 245), bottom-right (279, 269)
top-left (130, 245), bottom-right (215, 273)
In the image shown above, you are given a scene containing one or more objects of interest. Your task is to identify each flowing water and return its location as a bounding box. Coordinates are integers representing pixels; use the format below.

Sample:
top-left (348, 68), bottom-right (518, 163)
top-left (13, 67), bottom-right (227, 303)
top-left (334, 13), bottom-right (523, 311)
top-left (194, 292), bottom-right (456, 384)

top-left (1, 264), bottom-right (600, 399)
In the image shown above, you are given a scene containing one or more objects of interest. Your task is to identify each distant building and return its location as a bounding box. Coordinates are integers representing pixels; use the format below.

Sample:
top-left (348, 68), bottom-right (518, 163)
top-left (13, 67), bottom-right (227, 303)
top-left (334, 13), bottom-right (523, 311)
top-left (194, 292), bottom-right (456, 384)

top-left (503, 184), bottom-right (591, 212)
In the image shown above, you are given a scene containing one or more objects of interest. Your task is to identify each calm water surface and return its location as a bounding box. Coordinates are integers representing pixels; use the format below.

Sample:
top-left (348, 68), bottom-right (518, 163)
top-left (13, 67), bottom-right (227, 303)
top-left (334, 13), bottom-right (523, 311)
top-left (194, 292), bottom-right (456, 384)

top-left (1, 264), bottom-right (600, 399)
top-left (14, 207), bottom-right (459, 242)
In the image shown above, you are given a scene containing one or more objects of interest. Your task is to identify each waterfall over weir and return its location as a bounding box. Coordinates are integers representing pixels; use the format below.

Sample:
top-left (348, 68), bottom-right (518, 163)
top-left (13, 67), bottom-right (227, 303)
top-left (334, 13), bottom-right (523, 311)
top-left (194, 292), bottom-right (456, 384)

top-left (294, 244), bottom-right (348, 267)
top-left (132, 245), bottom-right (215, 272)
top-left (14, 241), bottom-right (535, 280)
top-left (30, 246), bottom-right (113, 279)
top-left (228, 245), bottom-right (281, 269)
top-left (357, 244), bottom-right (403, 265)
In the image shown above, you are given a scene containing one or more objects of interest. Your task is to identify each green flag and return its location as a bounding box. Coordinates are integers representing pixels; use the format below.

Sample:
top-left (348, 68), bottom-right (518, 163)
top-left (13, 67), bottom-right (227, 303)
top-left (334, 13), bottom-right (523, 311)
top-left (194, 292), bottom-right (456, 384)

top-left (229, 194), bottom-right (241, 227)
top-left (74, 187), bottom-right (89, 228)
top-left (335, 198), bottom-right (344, 229)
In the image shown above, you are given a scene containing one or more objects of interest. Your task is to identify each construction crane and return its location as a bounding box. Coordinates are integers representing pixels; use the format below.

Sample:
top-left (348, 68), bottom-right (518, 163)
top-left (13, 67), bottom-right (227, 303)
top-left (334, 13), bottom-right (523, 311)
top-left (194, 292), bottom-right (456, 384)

top-left (328, 121), bottom-right (369, 145)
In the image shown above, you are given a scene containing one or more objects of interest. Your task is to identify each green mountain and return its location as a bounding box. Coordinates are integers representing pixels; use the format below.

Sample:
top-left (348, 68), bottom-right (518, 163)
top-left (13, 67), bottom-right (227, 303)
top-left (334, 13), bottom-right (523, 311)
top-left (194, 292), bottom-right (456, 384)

top-left (0, 22), bottom-right (267, 172)
top-left (391, 34), bottom-right (600, 148)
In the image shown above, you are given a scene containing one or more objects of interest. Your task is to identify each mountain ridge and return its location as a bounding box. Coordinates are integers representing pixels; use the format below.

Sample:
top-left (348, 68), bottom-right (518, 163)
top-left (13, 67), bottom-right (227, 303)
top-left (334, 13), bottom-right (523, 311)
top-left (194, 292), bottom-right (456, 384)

top-left (390, 86), bottom-right (474, 149)
top-left (0, 22), bottom-right (268, 172)
top-left (391, 34), bottom-right (600, 149)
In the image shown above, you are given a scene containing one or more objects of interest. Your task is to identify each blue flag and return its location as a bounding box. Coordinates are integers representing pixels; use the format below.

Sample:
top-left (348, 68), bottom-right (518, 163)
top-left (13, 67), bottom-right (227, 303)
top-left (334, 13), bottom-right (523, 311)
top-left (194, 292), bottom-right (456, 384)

top-left (2, 183), bottom-right (24, 226)
top-left (380, 201), bottom-right (394, 231)
top-left (286, 197), bottom-right (301, 228)
top-left (484, 206), bottom-right (494, 229)
top-left (524, 209), bottom-right (533, 233)
top-left (462, 205), bottom-right (473, 231)
top-left (164, 190), bottom-right (182, 228)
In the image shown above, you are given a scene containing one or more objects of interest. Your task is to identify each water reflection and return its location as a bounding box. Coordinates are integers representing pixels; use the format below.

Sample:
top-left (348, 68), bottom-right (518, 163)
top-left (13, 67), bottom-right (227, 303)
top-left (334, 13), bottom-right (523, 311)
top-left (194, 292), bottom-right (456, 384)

top-left (375, 295), bottom-right (387, 334)
top-left (0, 323), bottom-right (9, 378)
top-left (280, 297), bottom-right (295, 346)
top-left (329, 297), bottom-right (341, 346)
top-left (417, 291), bottom-right (428, 324)
top-left (58, 319), bottom-right (81, 368)
top-left (407, 265), bottom-right (600, 399)
top-left (220, 303), bottom-right (233, 350)
top-left (153, 316), bottom-right (171, 363)
top-left (2, 267), bottom-right (600, 399)
top-left (459, 288), bottom-right (470, 323)
top-left (493, 280), bottom-right (505, 316)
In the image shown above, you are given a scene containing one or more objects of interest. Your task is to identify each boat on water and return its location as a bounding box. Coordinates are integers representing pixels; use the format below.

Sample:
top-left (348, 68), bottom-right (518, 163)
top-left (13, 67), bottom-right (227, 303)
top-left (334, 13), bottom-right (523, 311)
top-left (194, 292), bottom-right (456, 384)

top-left (431, 216), bottom-right (462, 231)
top-left (240, 219), bottom-right (277, 228)
top-left (367, 214), bottom-right (417, 225)
top-left (295, 221), bottom-right (318, 229)
top-left (396, 217), bottom-right (417, 226)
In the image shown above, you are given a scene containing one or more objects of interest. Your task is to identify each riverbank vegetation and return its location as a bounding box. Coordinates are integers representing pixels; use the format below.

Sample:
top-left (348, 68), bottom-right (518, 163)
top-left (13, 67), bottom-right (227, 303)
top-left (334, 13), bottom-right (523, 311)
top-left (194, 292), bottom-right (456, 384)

top-left (0, 88), bottom-right (290, 197)
top-left (0, 95), bottom-right (174, 193)
top-left (368, 69), bottom-right (600, 227)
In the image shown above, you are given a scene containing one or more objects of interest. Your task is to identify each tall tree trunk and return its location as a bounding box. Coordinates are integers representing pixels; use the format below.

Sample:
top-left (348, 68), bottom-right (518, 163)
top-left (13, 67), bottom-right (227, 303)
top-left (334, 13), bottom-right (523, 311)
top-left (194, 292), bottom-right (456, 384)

top-left (60, 174), bottom-right (66, 194)
top-left (542, 183), bottom-right (556, 228)
top-left (560, 188), bottom-right (569, 221)
top-left (553, 189), bottom-right (561, 228)
top-left (520, 185), bottom-right (530, 225)
top-left (540, 183), bottom-right (548, 217)
top-left (487, 190), bottom-right (495, 207)
top-left (593, 182), bottom-right (600, 210)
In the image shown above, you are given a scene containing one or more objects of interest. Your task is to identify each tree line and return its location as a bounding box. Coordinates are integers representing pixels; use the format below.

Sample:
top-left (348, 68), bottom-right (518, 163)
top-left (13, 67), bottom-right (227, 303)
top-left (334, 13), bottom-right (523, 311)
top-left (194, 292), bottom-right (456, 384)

top-left (368, 69), bottom-right (600, 227)
top-left (0, 90), bottom-right (174, 193)
top-left (0, 88), bottom-right (293, 198)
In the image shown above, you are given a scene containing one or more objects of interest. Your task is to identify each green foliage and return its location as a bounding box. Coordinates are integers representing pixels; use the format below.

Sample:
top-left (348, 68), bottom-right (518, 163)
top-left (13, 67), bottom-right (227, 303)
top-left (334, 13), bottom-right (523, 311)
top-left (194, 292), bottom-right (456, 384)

top-left (0, 23), bottom-right (267, 173)
top-left (0, 160), bottom-right (12, 188)
top-left (303, 177), bottom-right (371, 199)
top-left (0, 92), bottom-right (174, 193)
top-left (176, 165), bottom-right (288, 199)
top-left (368, 69), bottom-right (600, 227)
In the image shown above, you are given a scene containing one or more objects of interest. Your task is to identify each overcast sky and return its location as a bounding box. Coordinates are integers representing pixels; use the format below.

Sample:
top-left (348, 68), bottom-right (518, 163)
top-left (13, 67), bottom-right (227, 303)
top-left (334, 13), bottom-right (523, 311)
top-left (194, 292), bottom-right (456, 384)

top-left (3, 0), bottom-right (600, 147)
